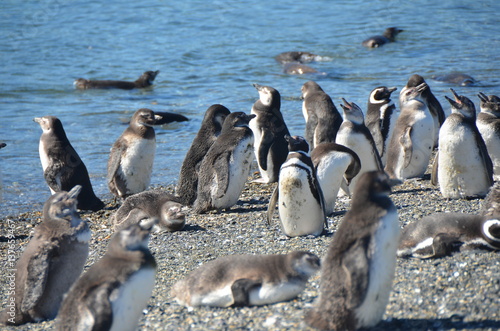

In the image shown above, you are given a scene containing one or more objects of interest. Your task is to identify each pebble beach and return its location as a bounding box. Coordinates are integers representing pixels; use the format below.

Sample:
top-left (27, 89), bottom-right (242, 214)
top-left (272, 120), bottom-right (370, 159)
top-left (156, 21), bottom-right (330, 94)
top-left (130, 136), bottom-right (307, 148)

top-left (1, 163), bottom-right (499, 331)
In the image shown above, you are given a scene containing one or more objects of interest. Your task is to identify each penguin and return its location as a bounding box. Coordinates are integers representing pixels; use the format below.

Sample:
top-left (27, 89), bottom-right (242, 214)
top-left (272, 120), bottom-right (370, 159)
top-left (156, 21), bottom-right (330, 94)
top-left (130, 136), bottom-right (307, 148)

top-left (301, 81), bottom-right (343, 149)
top-left (431, 89), bottom-right (493, 199)
top-left (311, 142), bottom-right (361, 215)
top-left (305, 171), bottom-right (401, 331)
top-left (176, 104), bottom-right (230, 206)
top-left (34, 116), bottom-right (104, 211)
top-left (282, 62), bottom-right (320, 75)
top-left (482, 182), bottom-right (500, 217)
top-left (171, 251), bottom-right (320, 308)
top-left (112, 190), bottom-right (186, 232)
top-left (477, 92), bottom-right (500, 181)
top-left (193, 112), bottom-right (256, 214)
top-left (362, 27), bottom-right (403, 48)
top-left (400, 74), bottom-right (445, 147)
top-left (108, 108), bottom-right (187, 200)
top-left (364, 86), bottom-right (398, 165)
top-left (397, 213), bottom-right (500, 259)
top-left (74, 70), bottom-right (159, 90)
top-left (275, 51), bottom-right (330, 64)
top-left (385, 82), bottom-right (435, 180)
top-left (267, 135), bottom-right (327, 237)
top-left (1, 186), bottom-right (90, 325)
top-left (249, 83), bottom-right (290, 183)
top-left (336, 98), bottom-right (383, 192)
top-left (431, 72), bottom-right (477, 87)
top-left (56, 220), bottom-right (157, 331)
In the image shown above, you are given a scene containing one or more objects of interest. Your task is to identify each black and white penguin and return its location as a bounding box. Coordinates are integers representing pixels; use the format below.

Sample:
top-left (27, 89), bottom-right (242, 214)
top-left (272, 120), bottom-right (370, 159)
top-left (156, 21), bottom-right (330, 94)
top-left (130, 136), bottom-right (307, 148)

top-left (193, 112), bottom-right (256, 214)
top-left (336, 98), bottom-right (383, 191)
top-left (305, 171), bottom-right (401, 331)
top-left (282, 62), bottom-right (321, 75)
top-left (34, 116), bottom-right (104, 211)
top-left (362, 27), bottom-right (403, 48)
top-left (365, 86), bottom-right (398, 165)
top-left (431, 72), bottom-right (477, 87)
top-left (431, 89), bottom-right (493, 199)
top-left (267, 135), bottom-right (327, 237)
top-left (1, 186), bottom-right (90, 325)
top-left (385, 83), bottom-right (435, 180)
top-left (74, 70), bottom-right (159, 90)
top-left (171, 251), bottom-right (320, 308)
top-left (400, 74), bottom-right (445, 147)
top-left (311, 142), bottom-right (361, 215)
top-left (301, 81), bottom-right (343, 149)
top-left (477, 92), bottom-right (500, 181)
top-left (249, 84), bottom-right (290, 183)
top-left (56, 221), bottom-right (157, 331)
top-left (176, 104), bottom-right (230, 205)
top-left (397, 213), bottom-right (500, 259)
top-left (275, 51), bottom-right (330, 64)
top-left (107, 108), bottom-right (188, 200)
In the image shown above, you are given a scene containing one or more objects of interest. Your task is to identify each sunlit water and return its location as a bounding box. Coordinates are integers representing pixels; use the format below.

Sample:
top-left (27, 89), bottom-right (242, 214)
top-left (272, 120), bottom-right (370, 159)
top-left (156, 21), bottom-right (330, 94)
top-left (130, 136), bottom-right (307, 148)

top-left (1, 0), bottom-right (499, 217)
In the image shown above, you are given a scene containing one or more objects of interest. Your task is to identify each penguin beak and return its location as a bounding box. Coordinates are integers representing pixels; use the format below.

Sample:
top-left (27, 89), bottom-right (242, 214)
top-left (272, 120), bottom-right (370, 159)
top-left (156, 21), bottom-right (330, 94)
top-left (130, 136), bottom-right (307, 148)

top-left (445, 88), bottom-right (462, 108)
top-left (415, 82), bottom-right (428, 93)
top-left (478, 92), bottom-right (488, 103)
top-left (387, 87), bottom-right (398, 94)
top-left (253, 83), bottom-right (263, 91)
top-left (68, 185), bottom-right (82, 199)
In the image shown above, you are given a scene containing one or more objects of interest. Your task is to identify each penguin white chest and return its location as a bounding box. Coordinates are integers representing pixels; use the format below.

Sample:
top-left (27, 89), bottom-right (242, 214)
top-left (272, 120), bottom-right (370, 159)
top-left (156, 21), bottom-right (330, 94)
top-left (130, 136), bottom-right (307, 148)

top-left (39, 138), bottom-right (57, 194)
top-left (120, 138), bottom-right (156, 194)
top-left (109, 267), bottom-right (156, 331)
top-left (477, 120), bottom-right (500, 180)
top-left (355, 208), bottom-right (399, 328)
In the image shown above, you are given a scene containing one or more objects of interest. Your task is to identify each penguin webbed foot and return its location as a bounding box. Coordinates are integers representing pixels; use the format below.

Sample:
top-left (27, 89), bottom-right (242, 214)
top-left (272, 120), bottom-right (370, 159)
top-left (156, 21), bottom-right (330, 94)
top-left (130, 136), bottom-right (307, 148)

top-left (231, 279), bottom-right (260, 307)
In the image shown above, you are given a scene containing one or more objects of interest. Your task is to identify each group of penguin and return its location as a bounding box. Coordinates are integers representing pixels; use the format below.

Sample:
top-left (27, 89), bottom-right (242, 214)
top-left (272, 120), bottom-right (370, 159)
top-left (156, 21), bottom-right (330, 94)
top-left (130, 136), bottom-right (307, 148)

top-left (2, 62), bottom-right (500, 330)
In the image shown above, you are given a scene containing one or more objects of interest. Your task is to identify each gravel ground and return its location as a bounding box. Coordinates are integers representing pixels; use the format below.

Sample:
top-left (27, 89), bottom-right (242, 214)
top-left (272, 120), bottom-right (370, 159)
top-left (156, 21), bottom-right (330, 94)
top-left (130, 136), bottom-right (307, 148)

top-left (1, 168), bottom-right (499, 331)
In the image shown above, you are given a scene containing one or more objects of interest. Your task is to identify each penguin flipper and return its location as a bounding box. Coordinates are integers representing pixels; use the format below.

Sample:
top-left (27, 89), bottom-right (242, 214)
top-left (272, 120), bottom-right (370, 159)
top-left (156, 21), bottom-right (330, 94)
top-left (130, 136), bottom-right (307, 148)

top-left (342, 236), bottom-right (370, 309)
top-left (267, 185), bottom-right (279, 226)
top-left (231, 279), bottom-right (261, 307)
top-left (81, 283), bottom-right (114, 330)
top-left (475, 132), bottom-right (494, 187)
top-left (154, 111), bottom-right (189, 124)
top-left (400, 126), bottom-right (413, 168)
top-left (431, 151), bottom-right (439, 186)
top-left (44, 162), bottom-right (64, 192)
top-left (314, 177), bottom-right (328, 228)
top-left (257, 131), bottom-right (275, 171)
top-left (214, 152), bottom-right (231, 199)
top-left (21, 242), bottom-right (57, 312)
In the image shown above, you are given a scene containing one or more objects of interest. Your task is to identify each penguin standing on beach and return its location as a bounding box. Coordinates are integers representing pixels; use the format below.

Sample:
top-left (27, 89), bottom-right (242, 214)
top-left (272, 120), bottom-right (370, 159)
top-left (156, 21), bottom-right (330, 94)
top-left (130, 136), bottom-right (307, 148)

top-left (384, 83), bottom-right (435, 180)
top-left (477, 92), bottom-right (500, 181)
top-left (171, 251), bottom-right (320, 308)
top-left (34, 116), bottom-right (104, 211)
top-left (301, 81), bottom-right (343, 149)
top-left (193, 112), bottom-right (256, 214)
top-left (267, 135), bottom-right (327, 237)
top-left (364, 86), bottom-right (398, 165)
top-left (431, 89), bottom-right (493, 199)
top-left (108, 108), bottom-right (188, 200)
top-left (336, 99), bottom-right (383, 192)
top-left (176, 104), bottom-right (230, 205)
top-left (249, 83), bottom-right (290, 183)
top-left (1, 186), bottom-right (90, 325)
top-left (305, 171), bottom-right (401, 331)
top-left (56, 221), bottom-right (157, 331)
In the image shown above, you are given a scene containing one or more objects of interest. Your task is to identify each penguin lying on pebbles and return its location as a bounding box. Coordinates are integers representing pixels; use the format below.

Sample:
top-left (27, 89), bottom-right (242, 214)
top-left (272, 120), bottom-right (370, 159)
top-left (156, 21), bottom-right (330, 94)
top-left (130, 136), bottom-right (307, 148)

top-left (74, 70), bottom-right (160, 90)
top-left (56, 220), bottom-right (157, 331)
top-left (1, 186), bottom-right (90, 325)
top-left (482, 182), bottom-right (500, 217)
top-left (171, 251), bottom-right (320, 308)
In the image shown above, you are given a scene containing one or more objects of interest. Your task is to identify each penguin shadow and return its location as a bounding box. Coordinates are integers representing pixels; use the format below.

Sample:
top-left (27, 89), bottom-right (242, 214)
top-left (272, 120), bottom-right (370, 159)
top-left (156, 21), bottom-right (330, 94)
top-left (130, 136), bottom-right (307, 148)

top-left (180, 223), bottom-right (205, 232)
top-left (228, 199), bottom-right (269, 213)
top-left (0, 234), bottom-right (29, 242)
top-left (373, 316), bottom-right (500, 330)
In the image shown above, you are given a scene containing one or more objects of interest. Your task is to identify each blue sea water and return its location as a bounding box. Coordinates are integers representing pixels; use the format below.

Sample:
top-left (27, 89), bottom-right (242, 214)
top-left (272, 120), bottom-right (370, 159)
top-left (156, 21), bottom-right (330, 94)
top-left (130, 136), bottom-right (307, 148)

top-left (0, 0), bottom-right (499, 217)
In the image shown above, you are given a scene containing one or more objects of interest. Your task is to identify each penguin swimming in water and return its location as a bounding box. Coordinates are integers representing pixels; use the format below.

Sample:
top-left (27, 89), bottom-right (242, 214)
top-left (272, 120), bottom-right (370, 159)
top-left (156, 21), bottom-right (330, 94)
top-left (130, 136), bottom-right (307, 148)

top-left (176, 104), bottom-right (230, 205)
top-left (477, 92), bottom-right (500, 181)
top-left (249, 84), bottom-right (290, 183)
top-left (171, 251), bottom-right (320, 308)
top-left (397, 213), bottom-right (500, 259)
top-left (362, 27), bottom-right (403, 48)
top-left (305, 171), bottom-right (401, 331)
top-left (1, 186), bottom-right (90, 325)
top-left (74, 70), bottom-right (160, 90)
top-left (431, 89), bottom-right (493, 199)
top-left (193, 112), bottom-right (256, 214)
top-left (384, 82), bottom-right (435, 180)
top-left (107, 108), bottom-right (188, 200)
top-left (34, 116), bottom-right (104, 211)
top-left (364, 86), bottom-right (398, 165)
top-left (267, 135), bottom-right (327, 237)
top-left (56, 220), bottom-right (157, 331)
top-left (301, 81), bottom-right (343, 149)
top-left (431, 72), bottom-right (477, 87)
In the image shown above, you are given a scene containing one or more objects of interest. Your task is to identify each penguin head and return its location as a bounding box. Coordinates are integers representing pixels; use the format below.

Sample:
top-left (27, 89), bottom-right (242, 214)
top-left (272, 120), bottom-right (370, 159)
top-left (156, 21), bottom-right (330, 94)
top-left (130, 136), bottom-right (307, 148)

top-left (383, 27), bottom-right (403, 41)
top-left (223, 112), bottom-right (255, 131)
top-left (300, 81), bottom-right (323, 99)
top-left (159, 201), bottom-right (186, 232)
top-left (34, 116), bottom-right (65, 135)
top-left (289, 251), bottom-right (321, 277)
top-left (445, 89), bottom-right (476, 119)
top-left (137, 70), bottom-right (160, 86)
top-left (285, 135), bottom-right (309, 153)
top-left (482, 218), bottom-right (500, 248)
top-left (115, 220), bottom-right (157, 251)
top-left (356, 171), bottom-right (401, 198)
top-left (478, 92), bottom-right (500, 114)
top-left (205, 104), bottom-right (231, 131)
top-left (340, 98), bottom-right (364, 124)
top-left (400, 83), bottom-right (427, 104)
top-left (131, 108), bottom-right (157, 127)
top-left (43, 185), bottom-right (82, 225)
top-left (370, 86), bottom-right (397, 104)
top-left (253, 83), bottom-right (280, 106)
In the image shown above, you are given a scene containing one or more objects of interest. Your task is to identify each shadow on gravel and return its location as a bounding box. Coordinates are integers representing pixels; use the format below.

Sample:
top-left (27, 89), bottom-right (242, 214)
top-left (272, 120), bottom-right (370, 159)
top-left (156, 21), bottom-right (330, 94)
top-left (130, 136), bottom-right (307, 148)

top-left (374, 317), bottom-right (500, 330)
top-left (182, 224), bottom-right (205, 232)
top-left (393, 187), bottom-right (435, 195)
top-left (0, 235), bottom-right (29, 242)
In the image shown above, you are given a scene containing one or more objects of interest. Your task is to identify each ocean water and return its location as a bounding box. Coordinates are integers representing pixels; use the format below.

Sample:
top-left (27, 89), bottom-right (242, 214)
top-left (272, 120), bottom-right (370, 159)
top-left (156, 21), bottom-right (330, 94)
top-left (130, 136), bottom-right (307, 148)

top-left (1, 0), bottom-right (499, 218)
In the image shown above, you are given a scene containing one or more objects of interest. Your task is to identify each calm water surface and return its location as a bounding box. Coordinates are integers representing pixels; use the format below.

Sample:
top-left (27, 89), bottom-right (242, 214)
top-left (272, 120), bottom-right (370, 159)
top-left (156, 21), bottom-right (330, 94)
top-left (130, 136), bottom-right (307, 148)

top-left (1, 0), bottom-right (499, 217)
